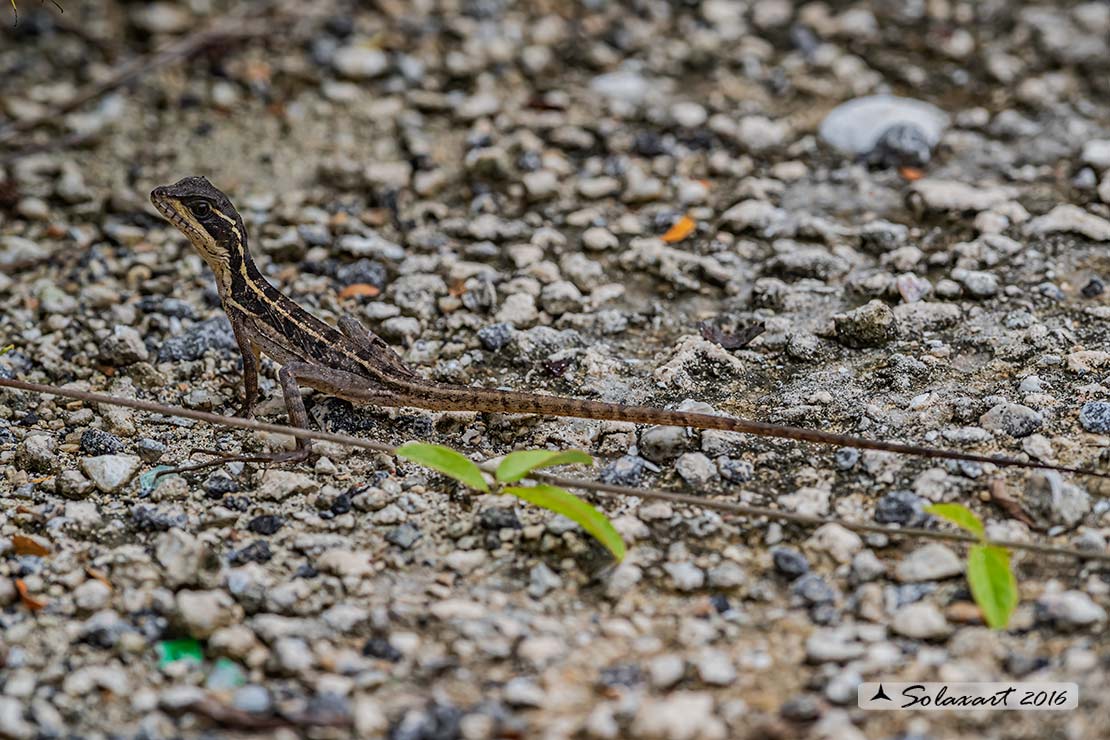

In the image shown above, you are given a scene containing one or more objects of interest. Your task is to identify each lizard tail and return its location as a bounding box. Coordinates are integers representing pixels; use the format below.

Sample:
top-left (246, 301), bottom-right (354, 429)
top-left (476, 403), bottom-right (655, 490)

top-left (421, 384), bottom-right (1109, 480)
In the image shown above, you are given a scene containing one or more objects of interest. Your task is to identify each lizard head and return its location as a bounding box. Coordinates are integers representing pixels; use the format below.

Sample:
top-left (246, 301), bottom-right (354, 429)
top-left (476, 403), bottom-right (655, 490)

top-left (150, 176), bottom-right (248, 289)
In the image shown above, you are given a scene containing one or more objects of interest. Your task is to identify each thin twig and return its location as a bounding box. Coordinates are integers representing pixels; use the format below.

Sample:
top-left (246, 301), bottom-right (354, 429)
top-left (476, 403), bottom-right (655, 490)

top-left (1, 377), bottom-right (1108, 563)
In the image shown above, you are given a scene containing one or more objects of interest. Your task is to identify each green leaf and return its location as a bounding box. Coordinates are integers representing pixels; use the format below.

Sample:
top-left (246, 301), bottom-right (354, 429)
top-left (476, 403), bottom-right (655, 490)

top-left (157, 638), bottom-right (204, 667)
top-left (396, 442), bottom-right (489, 492)
top-left (503, 484), bottom-right (625, 562)
top-left (0, 344), bottom-right (12, 355)
top-left (967, 544), bottom-right (1018, 630)
top-left (924, 502), bottom-right (986, 540)
top-left (495, 449), bottom-right (593, 483)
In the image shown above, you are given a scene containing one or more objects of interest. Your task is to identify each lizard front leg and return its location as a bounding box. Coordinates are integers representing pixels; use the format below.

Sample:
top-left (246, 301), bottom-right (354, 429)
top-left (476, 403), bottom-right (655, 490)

top-left (157, 363), bottom-right (404, 479)
top-left (230, 316), bottom-right (261, 418)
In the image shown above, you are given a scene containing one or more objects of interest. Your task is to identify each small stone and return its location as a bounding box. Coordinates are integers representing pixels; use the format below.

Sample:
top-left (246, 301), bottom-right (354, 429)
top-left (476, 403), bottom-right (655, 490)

top-left (386, 523), bottom-right (422, 549)
top-left (639, 426), bottom-right (690, 463)
top-left (582, 227), bottom-right (619, 251)
top-left (73, 579), bottom-right (112, 611)
top-left (80, 429), bottom-right (125, 456)
top-left (176, 590), bottom-right (240, 639)
top-left (1025, 204), bottom-right (1110, 242)
top-left (55, 470), bottom-right (94, 499)
top-left (1079, 401), bottom-right (1110, 433)
top-left (157, 317), bottom-right (237, 362)
top-left (100, 325), bottom-right (149, 365)
top-left (232, 685), bottom-right (272, 715)
top-left (819, 95), bottom-right (948, 166)
top-left (1037, 590), bottom-right (1107, 628)
top-left (80, 455), bottom-right (141, 493)
top-left (258, 470), bottom-right (319, 500)
top-left (0, 696), bottom-right (35, 740)
top-left (772, 547), bottom-right (809, 578)
top-left (875, 490), bottom-right (925, 526)
top-left (707, 561), bottom-right (746, 589)
top-left (895, 543), bottom-right (964, 582)
top-left (663, 562), bottom-right (705, 592)
top-left (792, 574), bottom-right (838, 605)
top-left (528, 562), bottom-right (562, 598)
top-left (504, 678), bottom-right (544, 707)
top-left (523, 170), bottom-right (559, 200)
top-left (979, 402), bottom-right (1043, 438)
top-left (649, 654), bottom-right (686, 689)
top-left (477, 323), bottom-right (513, 351)
top-left (695, 651), bottom-right (736, 686)
top-left (672, 101), bottom-right (708, 128)
top-left (333, 44), bottom-right (389, 78)
top-left (807, 524), bottom-right (863, 564)
top-left (676, 452), bottom-right (716, 487)
top-left (892, 602), bottom-right (951, 639)
top-left (17, 434), bottom-right (57, 473)
top-left (1025, 472), bottom-right (1091, 530)
top-left (835, 300), bottom-right (898, 348)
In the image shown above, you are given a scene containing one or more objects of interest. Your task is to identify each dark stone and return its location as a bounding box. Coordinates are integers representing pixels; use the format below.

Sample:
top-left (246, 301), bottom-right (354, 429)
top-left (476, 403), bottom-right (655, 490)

top-left (780, 693), bottom-right (822, 722)
top-left (228, 540), bottom-right (272, 565)
top-left (331, 492), bottom-right (353, 515)
top-left (296, 563), bottom-right (319, 579)
top-left (1082, 277), bottom-right (1104, 298)
top-left (203, 474), bottom-right (239, 499)
top-left (247, 515), bottom-right (285, 536)
top-left (131, 505), bottom-right (187, 532)
top-left (389, 703), bottom-right (462, 740)
top-left (874, 490), bottom-right (924, 526)
top-left (362, 637), bottom-right (403, 662)
top-left (80, 429), bottom-right (125, 456)
top-left (136, 438), bottom-right (167, 463)
top-left (478, 507), bottom-right (520, 531)
top-left (477, 323), bottom-right (513, 351)
top-left (598, 664), bottom-right (642, 688)
top-left (598, 455), bottom-right (649, 486)
top-left (792, 574), bottom-right (837, 605)
top-left (386, 523), bottom-right (422, 549)
top-left (335, 259), bottom-right (387, 289)
top-left (866, 122), bottom-right (933, 168)
top-left (834, 447), bottom-right (859, 470)
top-left (772, 547), bottom-right (809, 578)
top-left (1080, 401), bottom-right (1110, 433)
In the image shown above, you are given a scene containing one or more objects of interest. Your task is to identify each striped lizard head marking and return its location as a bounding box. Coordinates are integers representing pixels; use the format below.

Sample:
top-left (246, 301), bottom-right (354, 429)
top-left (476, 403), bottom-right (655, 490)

top-left (150, 176), bottom-right (247, 290)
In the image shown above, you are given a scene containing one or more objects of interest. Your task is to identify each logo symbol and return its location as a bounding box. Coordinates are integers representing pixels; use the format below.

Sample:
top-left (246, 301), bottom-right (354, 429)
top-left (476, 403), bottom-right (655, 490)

top-left (870, 684), bottom-right (892, 702)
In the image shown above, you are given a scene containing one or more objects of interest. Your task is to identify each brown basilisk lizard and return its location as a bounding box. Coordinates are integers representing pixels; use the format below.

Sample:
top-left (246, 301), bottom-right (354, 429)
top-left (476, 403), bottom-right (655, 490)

top-left (150, 176), bottom-right (1103, 480)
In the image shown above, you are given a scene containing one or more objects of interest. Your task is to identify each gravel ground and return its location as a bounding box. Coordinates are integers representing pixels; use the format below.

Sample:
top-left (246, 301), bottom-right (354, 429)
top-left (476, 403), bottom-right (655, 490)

top-left (3, 0), bottom-right (1110, 737)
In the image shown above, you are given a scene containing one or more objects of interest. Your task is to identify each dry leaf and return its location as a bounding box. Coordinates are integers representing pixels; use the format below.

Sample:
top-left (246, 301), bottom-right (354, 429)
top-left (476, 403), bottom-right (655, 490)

top-left (15, 579), bottom-right (46, 611)
top-left (899, 166), bottom-right (924, 181)
top-left (86, 567), bottom-right (113, 590)
top-left (338, 283), bottom-right (381, 300)
top-left (662, 214), bottom-right (696, 243)
top-left (988, 477), bottom-right (1038, 529)
top-left (11, 534), bottom-right (51, 557)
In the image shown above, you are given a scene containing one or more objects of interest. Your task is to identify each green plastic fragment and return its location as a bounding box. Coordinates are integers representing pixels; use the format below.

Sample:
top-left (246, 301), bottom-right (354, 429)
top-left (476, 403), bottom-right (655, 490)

top-left (157, 638), bottom-right (204, 667)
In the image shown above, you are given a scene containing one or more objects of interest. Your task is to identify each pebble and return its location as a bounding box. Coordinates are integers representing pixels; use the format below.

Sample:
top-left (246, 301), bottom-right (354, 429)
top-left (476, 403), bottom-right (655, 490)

top-left (1079, 401), bottom-right (1110, 432)
top-left (895, 544), bottom-right (964, 582)
top-left (892, 602), bottom-right (951, 639)
top-left (979, 402), bottom-right (1043, 437)
top-left (332, 44), bottom-right (389, 78)
top-left (80, 455), bottom-right (141, 493)
top-left (834, 300), bottom-right (898, 348)
top-left (819, 95), bottom-right (949, 166)
top-left (1025, 472), bottom-right (1091, 530)
top-left (664, 562), bottom-right (706, 592)
top-left (1037, 590), bottom-right (1107, 628)
top-left (772, 547), bottom-right (810, 578)
top-left (1025, 204), bottom-right (1110, 241)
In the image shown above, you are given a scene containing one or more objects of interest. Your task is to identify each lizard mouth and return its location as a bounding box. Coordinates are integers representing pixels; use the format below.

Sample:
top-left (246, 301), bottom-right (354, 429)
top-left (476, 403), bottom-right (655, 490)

top-left (150, 189), bottom-right (202, 242)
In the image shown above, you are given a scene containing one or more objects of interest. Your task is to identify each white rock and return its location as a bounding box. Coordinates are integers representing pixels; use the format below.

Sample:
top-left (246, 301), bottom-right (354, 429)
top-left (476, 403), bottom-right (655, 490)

top-left (819, 95), bottom-right (949, 156)
top-left (631, 691), bottom-right (724, 740)
top-left (1081, 140), bottom-right (1110, 170)
top-left (333, 44), bottom-right (389, 79)
top-left (911, 180), bottom-right (1016, 212)
top-left (1025, 204), bottom-right (1110, 242)
top-left (664, 562), bottom-right (705, 592)
top-left (504, 677), bottom-right (545, 707)
top-left (807, 523), bottom-right (863, 564)
top-left (317, 549), bottom-right (374, 578)
top-left (176, 590), bottom-right (240, 639)
top-left (895, 544), bottom-right (963, 582)
top-left (649, 654), bottom-right (686, 688)
top-left (1038, 590), bottom-right (1107, 628)
top-left (0, 696), bottom-right (34, 740)
top-left (80, 455), bottom-right (140, 493)
top-left (672, 101), bottom-right (708, 128)
top-left (73, 579), bottom-right (111, 611)
top-left (695, 650), bottom-right (736, 686)
top-left (892, 602), bottom-right (951, 639)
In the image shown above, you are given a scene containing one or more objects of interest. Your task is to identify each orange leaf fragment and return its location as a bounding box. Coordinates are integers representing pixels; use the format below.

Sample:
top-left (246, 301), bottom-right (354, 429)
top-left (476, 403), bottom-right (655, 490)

top-left (15, 579), bottom-right (46, 611)
top-left (338, 283), bottom-right (381, 300)
top-left (899, 166), bottom-right (924, 181)
top-left (662, 214), bottom-right (696, 243)
top-left (86, 568), bottom-right (113, 590)
top-left (12, 534), bottom-right (51, 557)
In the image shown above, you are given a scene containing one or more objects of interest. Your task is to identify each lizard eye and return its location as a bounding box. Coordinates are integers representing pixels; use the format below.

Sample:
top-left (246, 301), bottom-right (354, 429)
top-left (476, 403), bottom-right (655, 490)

top-left (189, 201), bottom-right (211, 218)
